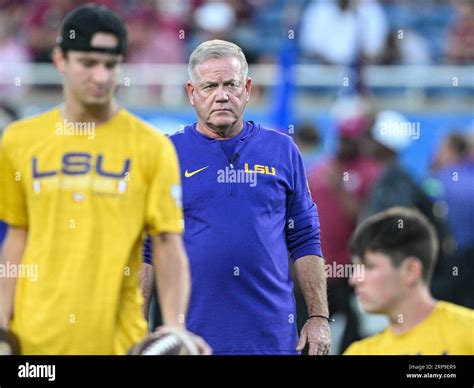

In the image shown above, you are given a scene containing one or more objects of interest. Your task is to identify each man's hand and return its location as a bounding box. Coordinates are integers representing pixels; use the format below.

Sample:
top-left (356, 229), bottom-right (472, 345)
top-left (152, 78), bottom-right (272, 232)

top-left (296, 318), bottom-right (331, 355)
top-left (293, 256), bottom-right (331, 355)
top-left (187, 331), bottom-right (212, 355)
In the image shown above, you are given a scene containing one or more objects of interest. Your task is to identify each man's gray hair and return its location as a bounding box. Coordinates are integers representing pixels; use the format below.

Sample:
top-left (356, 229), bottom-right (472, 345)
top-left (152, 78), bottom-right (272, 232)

top-left (188, 39), bottom-right (248, 83)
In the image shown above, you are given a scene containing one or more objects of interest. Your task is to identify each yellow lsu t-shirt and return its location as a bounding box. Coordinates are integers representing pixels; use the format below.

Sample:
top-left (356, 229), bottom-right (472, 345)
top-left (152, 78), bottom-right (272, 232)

top-left (0, 108), bottom-right (183, 354)
top-left (344, 301), bottom-right (474, 355)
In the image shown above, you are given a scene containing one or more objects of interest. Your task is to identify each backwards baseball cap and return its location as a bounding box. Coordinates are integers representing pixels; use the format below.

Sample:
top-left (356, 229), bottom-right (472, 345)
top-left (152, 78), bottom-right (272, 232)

top-left (57, 4), bottom-right (127, 55)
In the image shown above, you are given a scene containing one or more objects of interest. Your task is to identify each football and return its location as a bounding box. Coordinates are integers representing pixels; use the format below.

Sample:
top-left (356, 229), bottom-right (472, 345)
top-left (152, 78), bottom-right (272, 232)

top-left (128, 329), bottom-right (199, 355)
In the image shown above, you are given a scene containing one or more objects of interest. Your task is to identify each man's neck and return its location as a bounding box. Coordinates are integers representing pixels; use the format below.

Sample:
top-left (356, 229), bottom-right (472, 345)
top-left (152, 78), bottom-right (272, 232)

top-left (62, 100), bottom-right (118, 126)
top-left (388, 287), bottom-right (437, 335)
top-left (196, 121), bottom-right (243, 140)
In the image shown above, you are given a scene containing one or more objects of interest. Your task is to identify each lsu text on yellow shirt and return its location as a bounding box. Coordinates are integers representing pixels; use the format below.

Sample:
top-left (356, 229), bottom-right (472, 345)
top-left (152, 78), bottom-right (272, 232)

top-left (0, 108), bottom-right (183, 354)
top-left (344, 301), bottom-right (474, 355)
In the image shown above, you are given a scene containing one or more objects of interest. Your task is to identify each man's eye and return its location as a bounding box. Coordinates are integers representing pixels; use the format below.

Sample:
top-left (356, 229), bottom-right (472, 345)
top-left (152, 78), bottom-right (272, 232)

top-left (106, 62), bottom-right (117, 69)
top-left (203, 85), bottom-right (215, 90)
top-left (81, 61), bottom-right (94, 67)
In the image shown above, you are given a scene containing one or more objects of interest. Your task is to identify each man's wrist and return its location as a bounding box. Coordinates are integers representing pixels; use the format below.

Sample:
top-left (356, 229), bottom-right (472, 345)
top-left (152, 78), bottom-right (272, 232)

top-left (307, 314), bottom-right (334, 323)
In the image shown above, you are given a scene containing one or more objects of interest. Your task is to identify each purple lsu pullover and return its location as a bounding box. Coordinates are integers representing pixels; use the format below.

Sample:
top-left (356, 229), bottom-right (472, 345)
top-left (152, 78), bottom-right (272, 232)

top-left (169, 121), bottom-right (323, 354)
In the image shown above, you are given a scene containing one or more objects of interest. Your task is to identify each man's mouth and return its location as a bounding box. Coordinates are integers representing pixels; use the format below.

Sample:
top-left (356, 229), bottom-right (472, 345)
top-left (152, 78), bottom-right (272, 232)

top-left (89, 87), bottom-right (108, 97)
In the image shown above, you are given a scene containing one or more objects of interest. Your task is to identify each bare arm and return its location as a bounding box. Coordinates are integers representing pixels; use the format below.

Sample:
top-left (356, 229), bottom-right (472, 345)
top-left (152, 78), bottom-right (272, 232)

top-left (152, 233), bottom-right (190, 328)
top-left (0, 227), bottom-right (27, 328)
top-left (294, 255), bottom-right (329, 317)
top-left (140, 263), bottom-right (155, 320)
top-left (294, 255), bottom-right (331, 355)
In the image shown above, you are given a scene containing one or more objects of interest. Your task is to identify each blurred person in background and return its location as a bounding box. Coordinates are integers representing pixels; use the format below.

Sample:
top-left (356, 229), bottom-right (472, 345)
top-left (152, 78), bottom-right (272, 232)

top-left (293, 121), bottom-right (323, 170)
top-left (308, 114), bottom-right (382, 353)
top-left (125, 6), bottom-right (185, 65)
top-left (362, 111), bottom-right (423, 217)
top-left (299, 0), bottom-right (388, 65)
top-left (445, 0), bottom-right (474, 64)
top-left (0, 12), bottom-right (31, 102)
top-left (361, 111), bottom-right (454, 307)
top-left (124, 6), bottom-right (186, 103)
top-left (189, 0), bottom-right (237, 52)
top-left (25, 0), bottom-right (77, 63)
top-left (427, 132), bottom-right (474, 308)
top-left (345, 207), bottom-right (473, 355)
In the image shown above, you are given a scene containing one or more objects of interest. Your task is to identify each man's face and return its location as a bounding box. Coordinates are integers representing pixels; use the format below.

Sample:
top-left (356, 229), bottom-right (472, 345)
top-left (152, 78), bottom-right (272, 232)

top-left (187, 57), bottom-right (252, 138)
top-left (349, 251), bottom-right (406, 314)
top-left (55, 33), bottom-right (122, 107)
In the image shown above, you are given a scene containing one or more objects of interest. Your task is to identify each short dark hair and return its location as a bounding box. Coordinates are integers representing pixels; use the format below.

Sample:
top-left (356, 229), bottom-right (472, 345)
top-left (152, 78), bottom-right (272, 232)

top-left (350, 207), bottom-right (438, 283)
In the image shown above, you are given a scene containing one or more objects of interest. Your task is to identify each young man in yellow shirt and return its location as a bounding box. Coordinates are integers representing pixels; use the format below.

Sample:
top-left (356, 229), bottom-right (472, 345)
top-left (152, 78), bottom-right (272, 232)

top-left (344, 207), bottom-right (473, 355)
top-left (0, 4), bottom-right (209, 355)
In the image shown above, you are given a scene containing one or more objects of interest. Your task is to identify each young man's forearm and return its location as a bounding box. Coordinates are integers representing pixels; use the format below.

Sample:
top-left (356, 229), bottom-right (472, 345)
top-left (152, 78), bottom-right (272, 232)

top-left (294, 255), bottom-right (329, 317)
top-left (152, 233), bottom-right (190, 327)
top-left (139, 263), bottom-right (155, 320)
top-left (0, 227), bottom-right (27, 328)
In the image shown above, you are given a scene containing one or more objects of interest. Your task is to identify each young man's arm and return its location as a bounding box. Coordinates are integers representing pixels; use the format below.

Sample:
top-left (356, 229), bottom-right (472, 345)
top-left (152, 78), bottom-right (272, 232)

top-left (294, 255), bottom-right (331, 355)
top-left (140, 263), bottom-right (154, 319)
top-left (0, 226), bottom-right (27, 328)
top-left (152, 233), bottom-right (190, 328)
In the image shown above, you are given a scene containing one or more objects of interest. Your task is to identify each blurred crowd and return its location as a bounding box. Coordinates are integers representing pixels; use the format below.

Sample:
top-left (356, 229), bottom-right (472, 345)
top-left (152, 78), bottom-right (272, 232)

top-left (0, 0), bottom-right (472, 68)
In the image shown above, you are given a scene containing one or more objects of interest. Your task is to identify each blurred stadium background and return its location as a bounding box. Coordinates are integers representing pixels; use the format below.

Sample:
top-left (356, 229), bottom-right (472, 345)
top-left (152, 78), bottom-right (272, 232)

top-left (0, 0), bottom-right (472, 354)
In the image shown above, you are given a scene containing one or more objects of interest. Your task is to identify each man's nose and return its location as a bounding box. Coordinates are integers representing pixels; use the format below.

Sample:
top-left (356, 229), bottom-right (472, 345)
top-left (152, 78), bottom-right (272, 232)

top-left (215, 85), bottom-right (229, 102)
top-left (92, 65), bottom-right (109, 83)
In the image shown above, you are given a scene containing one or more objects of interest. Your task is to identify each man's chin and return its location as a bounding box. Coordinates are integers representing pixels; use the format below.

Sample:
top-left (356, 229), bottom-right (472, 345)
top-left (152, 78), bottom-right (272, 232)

top-left (359, 300), bottom-right (381, 314)
top-left (207, 121), bottom-right (238, 137)
top-left (83, 97), bottom-right (112, 108)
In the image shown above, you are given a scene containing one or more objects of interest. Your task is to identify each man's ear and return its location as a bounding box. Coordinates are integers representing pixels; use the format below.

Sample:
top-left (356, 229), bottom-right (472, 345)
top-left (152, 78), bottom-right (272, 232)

top-left (52, 47), bottom-right (66, 74)
top-left (186, 81), bottom-right (195, 106)
top-left (245, 77), bottom-right (252, 102)
top-left (401, 257), bottom-right (423, 286)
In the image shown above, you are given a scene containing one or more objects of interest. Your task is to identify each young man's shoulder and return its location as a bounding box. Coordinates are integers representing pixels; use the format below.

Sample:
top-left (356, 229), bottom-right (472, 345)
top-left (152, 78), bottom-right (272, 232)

top-left (436, 301), bottom-right (474, 324)
top-left (343, 330), bottom-right (387, 355)
top-left (118, 109), bottom-right (172, 147)
top-left (1, 109), bottom-right (59, 148)
top-left (4, 108), bottom-right (57, 133)
top-left (344, 302), bottom-right (474, 355)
